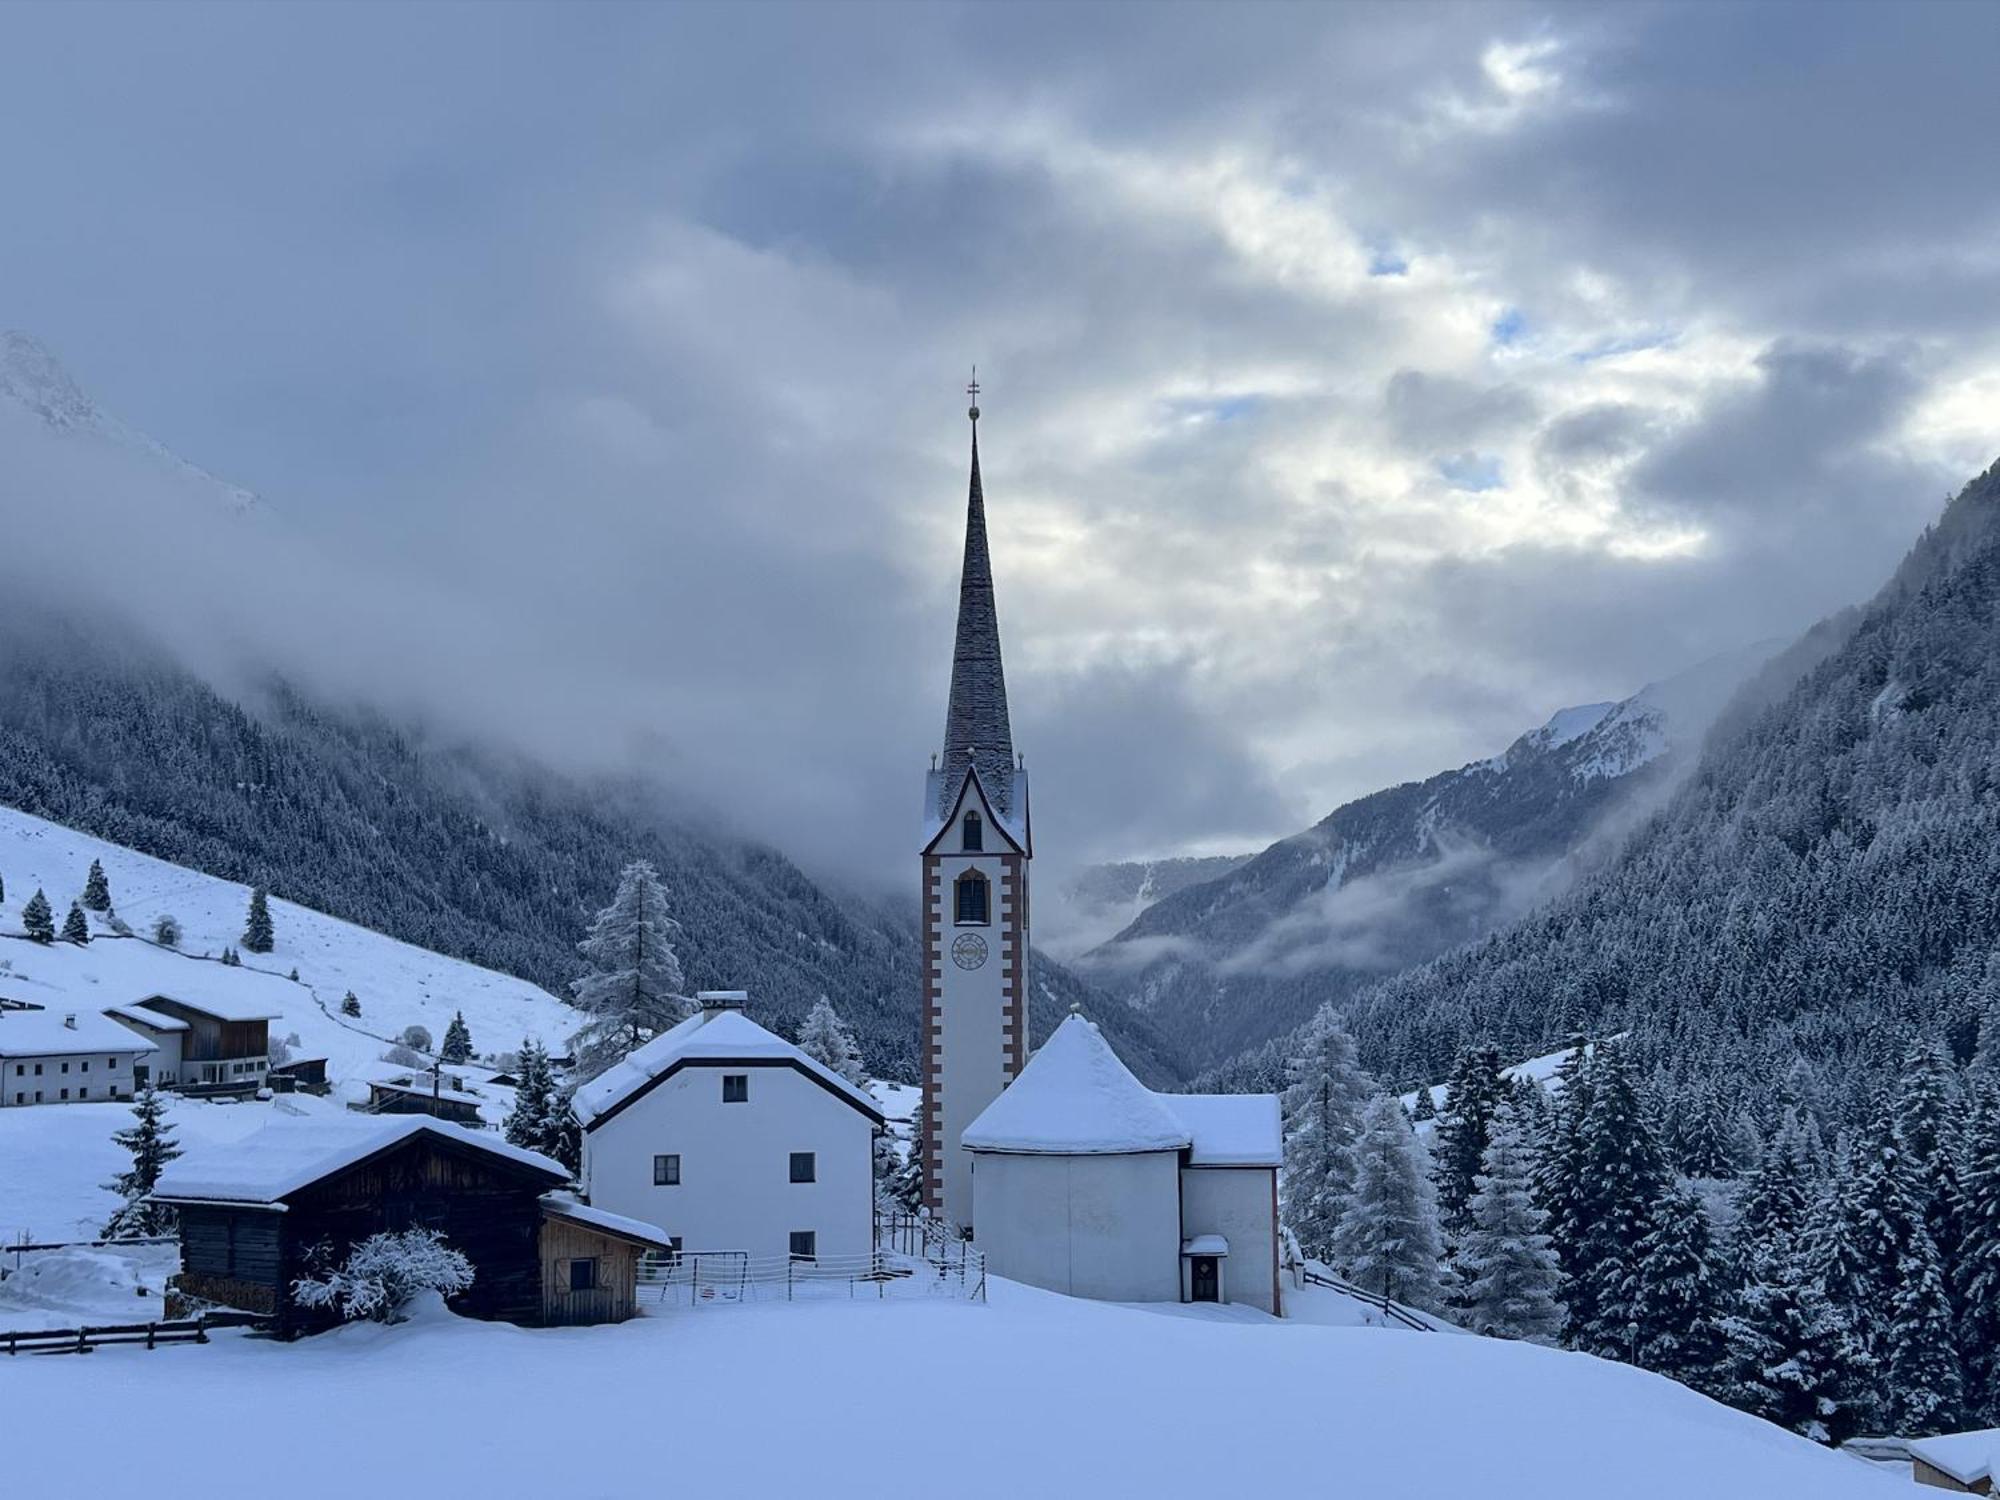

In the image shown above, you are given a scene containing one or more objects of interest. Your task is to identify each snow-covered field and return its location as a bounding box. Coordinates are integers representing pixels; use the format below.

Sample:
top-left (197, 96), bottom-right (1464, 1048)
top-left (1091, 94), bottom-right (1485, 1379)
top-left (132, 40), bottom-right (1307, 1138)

top-left (0, 1278), bottom-right (1893, 1499)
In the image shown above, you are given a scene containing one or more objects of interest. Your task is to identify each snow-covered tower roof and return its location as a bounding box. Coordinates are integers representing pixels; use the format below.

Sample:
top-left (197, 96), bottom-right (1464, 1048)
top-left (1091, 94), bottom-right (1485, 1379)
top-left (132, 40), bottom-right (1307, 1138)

top-left (962, 1014), bottom-right (1192, 1155)
top-left (936, 389), bottom-right (1017, 822)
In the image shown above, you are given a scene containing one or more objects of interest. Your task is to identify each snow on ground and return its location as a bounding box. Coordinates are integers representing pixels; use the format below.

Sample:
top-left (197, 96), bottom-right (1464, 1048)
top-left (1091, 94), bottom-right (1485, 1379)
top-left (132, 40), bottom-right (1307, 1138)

top-left (1403, 1034), bottom-right (1623, 1121)
top-left (0, 1277), bottom-right (1897, 1499)
top-left (0, 1090), bottom-right (350, 1244)
top-left (0, 803), bottom-right (575, 1083)
top-left (0, 1242), bottom-right (180, 1330)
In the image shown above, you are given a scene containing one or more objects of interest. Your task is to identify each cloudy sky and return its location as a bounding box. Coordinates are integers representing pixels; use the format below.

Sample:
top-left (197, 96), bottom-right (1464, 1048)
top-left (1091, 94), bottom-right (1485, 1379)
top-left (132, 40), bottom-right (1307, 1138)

top-left (2, 0), bottom-right (1997, 891)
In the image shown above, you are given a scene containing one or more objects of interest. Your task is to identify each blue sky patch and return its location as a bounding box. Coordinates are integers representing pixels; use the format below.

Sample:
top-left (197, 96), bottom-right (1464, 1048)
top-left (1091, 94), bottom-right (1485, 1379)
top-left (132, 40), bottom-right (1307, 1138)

top-left (1438, 453), bottom-right (1505, 492)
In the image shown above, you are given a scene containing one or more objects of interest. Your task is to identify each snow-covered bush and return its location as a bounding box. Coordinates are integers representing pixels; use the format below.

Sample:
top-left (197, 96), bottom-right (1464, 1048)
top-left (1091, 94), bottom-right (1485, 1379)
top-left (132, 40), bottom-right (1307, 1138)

top-left (400, 1024), bottom-right (433, 1052)
top-left (291, 1230), bottom-right (474, 1324)
top-left (382, 1043), bottom-right (425, 1068)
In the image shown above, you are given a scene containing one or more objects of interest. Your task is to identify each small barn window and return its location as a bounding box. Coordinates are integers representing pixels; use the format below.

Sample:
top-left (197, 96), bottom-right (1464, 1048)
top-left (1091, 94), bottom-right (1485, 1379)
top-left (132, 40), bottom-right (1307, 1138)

top-left (790, 1152), bottom-right (816, 1183)
top-left (955, 870), bottom-right (990, 925)
top-left (654, 1153), bottom-right (681, 1186)
top-left (962, 811), bottom-right (983, 851)
top-left (789, 1231), bottom-right (817, 1262)
top-left (569, 1258), bottom-right (598, 1292)
top-left (722, 1074), bottom-right (749, 1103)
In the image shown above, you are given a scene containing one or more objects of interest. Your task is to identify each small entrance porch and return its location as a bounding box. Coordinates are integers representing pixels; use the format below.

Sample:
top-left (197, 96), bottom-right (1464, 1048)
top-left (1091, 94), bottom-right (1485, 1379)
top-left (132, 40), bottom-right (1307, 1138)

top-left (1180, 1235), bottom-right (1228, 1304)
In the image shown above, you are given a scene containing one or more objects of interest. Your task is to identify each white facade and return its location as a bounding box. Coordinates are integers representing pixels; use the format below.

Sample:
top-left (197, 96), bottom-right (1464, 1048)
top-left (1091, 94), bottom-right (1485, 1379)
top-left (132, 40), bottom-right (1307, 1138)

top-left (969, 1149), bottom-right (1183, 1301)
top-left (1178, 1165), bottom-right (1281, 1315)
top-left (923, 773), bottom-right (1027, 1232)
top-left (577, 1001), bottom-right (883, 1265)
top-left (107, 1007), bottom-right (186, 1086)
top-left (0, 1010), bottom-right (156, 1107)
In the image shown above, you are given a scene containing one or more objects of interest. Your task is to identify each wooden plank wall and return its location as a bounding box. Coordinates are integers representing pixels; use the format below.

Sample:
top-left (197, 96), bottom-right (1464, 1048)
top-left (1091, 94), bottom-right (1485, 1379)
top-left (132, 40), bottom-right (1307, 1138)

top-left (539, 1218), bottom-right (642, 1326)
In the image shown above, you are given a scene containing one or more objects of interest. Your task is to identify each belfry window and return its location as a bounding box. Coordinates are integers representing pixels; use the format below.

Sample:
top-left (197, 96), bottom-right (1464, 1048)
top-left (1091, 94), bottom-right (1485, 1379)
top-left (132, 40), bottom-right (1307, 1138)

top-left (962, 811), bottom-right (983, 852)
top-left (955, 869), bottom-right (991, 926)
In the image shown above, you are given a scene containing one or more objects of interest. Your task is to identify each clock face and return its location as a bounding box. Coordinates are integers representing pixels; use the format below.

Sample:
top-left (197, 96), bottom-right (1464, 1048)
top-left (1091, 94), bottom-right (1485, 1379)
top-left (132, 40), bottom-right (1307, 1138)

top-left (952, 933), bottom-right (990, 970)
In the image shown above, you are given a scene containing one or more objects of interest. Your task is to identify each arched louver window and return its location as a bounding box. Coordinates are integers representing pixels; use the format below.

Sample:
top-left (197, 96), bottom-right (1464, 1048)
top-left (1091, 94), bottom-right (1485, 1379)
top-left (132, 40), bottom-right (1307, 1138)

top-left (963, 810), bottom-right (983, 852)
top-left (955, 869), bottom-right (991, 925)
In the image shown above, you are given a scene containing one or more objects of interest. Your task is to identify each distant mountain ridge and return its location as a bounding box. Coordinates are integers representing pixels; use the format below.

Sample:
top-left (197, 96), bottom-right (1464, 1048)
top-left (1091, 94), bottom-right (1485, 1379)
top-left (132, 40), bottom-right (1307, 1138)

top-left (1080, 642), bottom-right (1781, 1075)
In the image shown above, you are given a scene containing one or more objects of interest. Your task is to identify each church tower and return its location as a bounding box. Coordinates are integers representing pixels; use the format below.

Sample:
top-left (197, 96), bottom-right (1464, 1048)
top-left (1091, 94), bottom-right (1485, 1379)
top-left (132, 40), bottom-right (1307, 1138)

top-left (921, 379), bottom-right (1030, 1231)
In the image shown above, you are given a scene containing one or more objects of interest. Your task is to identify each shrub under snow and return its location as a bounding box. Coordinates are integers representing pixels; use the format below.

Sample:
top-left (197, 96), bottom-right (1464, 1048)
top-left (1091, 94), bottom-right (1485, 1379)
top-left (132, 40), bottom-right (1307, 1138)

top-left (291, 1230), bottom-right (473, 1324)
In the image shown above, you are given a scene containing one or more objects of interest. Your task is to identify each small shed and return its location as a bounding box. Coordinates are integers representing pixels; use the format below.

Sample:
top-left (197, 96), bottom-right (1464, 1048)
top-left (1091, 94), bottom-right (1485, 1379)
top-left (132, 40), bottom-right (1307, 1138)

top-left (538, 1194), bottom-right (673, 1326)
top-left (154, 1115), bottom-right (570, 1335)
top-left (366, 1077), bottom-right (485, 1124)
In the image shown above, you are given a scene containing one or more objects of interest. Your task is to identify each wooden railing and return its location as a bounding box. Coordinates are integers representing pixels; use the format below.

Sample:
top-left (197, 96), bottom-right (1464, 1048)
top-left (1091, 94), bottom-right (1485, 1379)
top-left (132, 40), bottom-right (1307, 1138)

top-left (1300, 1268), bottom-right (1442, 1332)
top-left (1, 1312), bottom-right (263, 1356)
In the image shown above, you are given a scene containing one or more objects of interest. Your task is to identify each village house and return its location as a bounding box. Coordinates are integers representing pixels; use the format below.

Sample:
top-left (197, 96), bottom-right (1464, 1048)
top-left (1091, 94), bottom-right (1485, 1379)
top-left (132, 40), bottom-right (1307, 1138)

top-left (1847, 1430), bottom-right (2000, 1493)
top-left (575, 991), bottom-right (885, 1267)
top-left (0, 1007), bottom-right (156, 1106)
top-left (153, 1114), bottom-right (670, 1333)
top-left (963, 1013), bottom-right (1283, 1314)
top-left (108, 990), bottom-right (282, 1094)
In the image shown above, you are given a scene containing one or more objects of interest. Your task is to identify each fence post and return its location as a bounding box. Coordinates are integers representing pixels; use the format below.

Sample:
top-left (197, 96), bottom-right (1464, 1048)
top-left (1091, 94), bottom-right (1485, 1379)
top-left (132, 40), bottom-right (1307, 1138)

top-left (787, 1256), bottom-right (794, 1302)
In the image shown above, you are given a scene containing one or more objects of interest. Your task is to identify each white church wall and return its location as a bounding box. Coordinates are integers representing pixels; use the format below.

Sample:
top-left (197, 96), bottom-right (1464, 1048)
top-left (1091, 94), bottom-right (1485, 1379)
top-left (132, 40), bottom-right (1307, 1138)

top-left (1179, 1166), bottom-right (1281, 1315)
top-left (583, 1064), bottom-right (875, 1264)
top-left (971, 1149), bottom-right (1182, 1302)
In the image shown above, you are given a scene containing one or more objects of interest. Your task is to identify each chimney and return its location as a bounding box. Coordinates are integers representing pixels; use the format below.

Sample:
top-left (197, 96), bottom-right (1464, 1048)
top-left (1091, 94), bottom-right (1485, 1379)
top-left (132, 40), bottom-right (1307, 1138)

top-left (696, 990), bottom-right (747, 1021)
top-left (63, 1013), bottom-right (77, 1030)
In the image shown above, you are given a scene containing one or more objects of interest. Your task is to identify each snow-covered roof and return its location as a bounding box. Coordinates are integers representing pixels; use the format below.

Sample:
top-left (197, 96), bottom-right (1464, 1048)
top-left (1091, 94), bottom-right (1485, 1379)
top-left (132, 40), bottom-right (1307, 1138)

top-left (1158, 1093), bottom-right (1283, 1167)
top-left (1905, 1429), bottom-right (2000, 1486)
top-left (539, 1193), bottom-right (675, 1250)
top-left (0, 1008), bottom-right (158, 1058)
top-left (1181, 1234), bottom-right (1230, 1257)
top-left (963, 1016), bottom-right (1191, 1155)
top-left (573, 1007), bottom-right (883, 1129)
top-left (137, 990), bottom-right (283, 1024)
top-left (154, 1115), bottom-right (568, 1204)
top-left (368, 1078), bottom-right (486, 1107)
top-left (107, 1004), bottom-right (188, 1033)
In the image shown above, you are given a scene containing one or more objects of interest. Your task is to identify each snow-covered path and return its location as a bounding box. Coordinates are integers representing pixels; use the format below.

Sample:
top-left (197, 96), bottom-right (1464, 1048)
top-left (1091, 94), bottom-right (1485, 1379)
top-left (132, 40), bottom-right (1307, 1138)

top-left (0, 1279), bottom-right (1895, 1498)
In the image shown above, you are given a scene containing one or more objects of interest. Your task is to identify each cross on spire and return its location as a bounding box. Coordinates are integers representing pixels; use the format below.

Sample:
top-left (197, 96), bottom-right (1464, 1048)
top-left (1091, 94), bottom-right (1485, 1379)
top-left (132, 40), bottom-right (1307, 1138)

top-left (967, 367), bottom-right (980, 424)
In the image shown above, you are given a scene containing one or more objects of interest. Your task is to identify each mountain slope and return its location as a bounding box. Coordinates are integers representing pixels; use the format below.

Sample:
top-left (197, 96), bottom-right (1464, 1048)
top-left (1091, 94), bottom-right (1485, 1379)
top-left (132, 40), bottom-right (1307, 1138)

top-left (1339, 458), bottom-right (2000, 1124)
top-left (1082, 643), bottom-right (1778, 1074)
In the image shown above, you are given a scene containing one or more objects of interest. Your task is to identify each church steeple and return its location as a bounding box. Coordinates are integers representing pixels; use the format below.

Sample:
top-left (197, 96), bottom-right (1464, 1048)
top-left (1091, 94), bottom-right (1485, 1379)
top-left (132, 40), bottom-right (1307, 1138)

top-left (938, 375), bottom-right (1016, 818)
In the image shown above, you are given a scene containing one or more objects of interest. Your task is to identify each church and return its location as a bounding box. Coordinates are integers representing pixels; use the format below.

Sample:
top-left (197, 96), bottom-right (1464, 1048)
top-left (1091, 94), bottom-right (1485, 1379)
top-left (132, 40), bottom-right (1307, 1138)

top-left (920, 384), bottom-right (1282, 1314)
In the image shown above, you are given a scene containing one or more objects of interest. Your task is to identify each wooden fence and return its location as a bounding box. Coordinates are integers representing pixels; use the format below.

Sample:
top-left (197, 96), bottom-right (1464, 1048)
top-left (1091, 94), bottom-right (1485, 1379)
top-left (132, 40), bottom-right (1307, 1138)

top-left (1, 1311), bottom-right (263, 1356)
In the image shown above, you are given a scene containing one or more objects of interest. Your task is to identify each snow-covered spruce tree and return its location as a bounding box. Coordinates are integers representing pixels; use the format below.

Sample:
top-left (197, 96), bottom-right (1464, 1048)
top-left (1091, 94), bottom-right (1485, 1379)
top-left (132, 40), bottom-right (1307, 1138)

top-left (1956, 1079), bottom-right (2000, 1422)
top-left (796, 996), bottom-right (866, 1086)
top-left (291, 1229), bottom-right (474, 1324)
top-left (0, 869), bottom-right (5, 904)
top-left (1895, 1038), bottom-right (1969, 1278)
top-left (1332, 1094), bottom-right (1442, 1310)
top-left (61, 900), bottom-right (90, 945)
top-left (1887, 1226), bottom-right (1965, 1434)
top-left (1558, 1040), bottom-right (1667, 1358)
top-left (220, 946), bottom-right (241, 967)
top-left (503, 1039), bottom-right (577, 1169)
top-left (570, 860), bottom-right (690, 1079)
top-left (101, 1087), bottom-right (182, 1238)
top-left (152, 913), bottom-right (181, 948)
top-left (1626, 1181), bottom-right (1729, 1392)
top-left (1432, 1041), bottom-right (1507, 1236)
top-left (81, 858), bottom-right (111, 913)
top-left (888, 1134), bottom-right (927, 1214)
top-left (340, 990), bottom-right (361, 1017)
top-left (1722, 1248), bottom-right (1867, 1444)
top-left (1282, 1010), bottom-right (1376, 1264)
top-left (241, 886), bottom-right (274, 954)
top-left (22, 888), bottom-right (54, 942)
top-left (1457, 1100), bottom-right (1564, 1343)
top-left (440, 1011), bottom-right (473, 1065)
top-left (1739, 1109), bottom-right (1819, 1259)
top-left (1410, 1087), bottom-right (1436, 1123)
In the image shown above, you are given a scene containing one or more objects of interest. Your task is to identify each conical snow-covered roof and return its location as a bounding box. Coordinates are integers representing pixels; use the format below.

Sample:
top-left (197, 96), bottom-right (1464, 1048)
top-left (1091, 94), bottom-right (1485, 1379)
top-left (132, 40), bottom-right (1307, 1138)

top-left (962, 1014), bottom-right (1192, 1155)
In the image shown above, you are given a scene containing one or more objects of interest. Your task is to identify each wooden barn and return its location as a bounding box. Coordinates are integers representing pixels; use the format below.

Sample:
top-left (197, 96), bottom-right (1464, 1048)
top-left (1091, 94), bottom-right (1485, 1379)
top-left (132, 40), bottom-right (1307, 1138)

top-left (537, 1193), bottom-right (674, 1325)
top-left (153, 1116), bottom-right (601, 1335)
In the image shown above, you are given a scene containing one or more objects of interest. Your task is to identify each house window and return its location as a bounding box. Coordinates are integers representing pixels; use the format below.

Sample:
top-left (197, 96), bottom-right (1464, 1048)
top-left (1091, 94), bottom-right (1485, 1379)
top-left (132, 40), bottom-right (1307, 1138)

top-left (59, 1089), bottom-right (68, 1100)
top-left (790, 1152), bottom-right (816, 1184)
top-left (60, 1062), bottom-right (69, 1074)
top-left (962, 811), bottom-right (983, 851)
top-left (78, 1087), bottom-right (87, 1100)
top-left (34, 1064), bottom-right (43, 1076)
top-left (955, 870), bottom-right (990, 925)
top-left (107, 1058), bottom-right (116, 1068)
top-left (569, 1258), bottom-right (598, 1293)
top-left (81, 1060), bottom-right (89, 1073)
top-left (722, 1074), bottom-right (749, 1103)
top-left (789, 1231), bottom-right (817, 1262)
top-left (654, 1153), bottom-right (681, 1186)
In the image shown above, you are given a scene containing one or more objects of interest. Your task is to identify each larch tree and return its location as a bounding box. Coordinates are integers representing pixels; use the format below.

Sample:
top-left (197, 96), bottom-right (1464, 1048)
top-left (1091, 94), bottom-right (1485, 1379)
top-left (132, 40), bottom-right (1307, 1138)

top-left (81, 858), bottom-right (112, 913)
top-left (1282, 1010), bottom-right (1376, 1264)
top-left (570, 860), bottom-right (690, 1079)
top-left (1456, 1100), bottom-right (1564, 1343)
top-left (1332, 1093), bottom-right (1442, 1311)
top-left (101, 1087), bottom-right (182, 1238)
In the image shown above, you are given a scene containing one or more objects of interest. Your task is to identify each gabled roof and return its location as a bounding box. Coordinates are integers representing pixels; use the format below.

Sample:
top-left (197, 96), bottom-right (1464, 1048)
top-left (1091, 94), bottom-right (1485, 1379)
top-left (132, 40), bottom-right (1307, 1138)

top-left (107, 1004), bottom-right (188, 1033)
top-left (154, 1115), bottom-right (568, 1205)
top-left (963, 1015), bottom-right (1191, 1155)
top-left (963, 1016), bottom-right (1283, 1164)
top-left (1905, 1429), bottom-right (2000, 1487)
top-left (539, 1192), bottom-right (675, 1251)
top-left (138, 990), bottom-right (283, 1024)
top-left (0, 1008), bottom-right (158, 1059)
top-left (573, 1007), bottom-right (884, 1131)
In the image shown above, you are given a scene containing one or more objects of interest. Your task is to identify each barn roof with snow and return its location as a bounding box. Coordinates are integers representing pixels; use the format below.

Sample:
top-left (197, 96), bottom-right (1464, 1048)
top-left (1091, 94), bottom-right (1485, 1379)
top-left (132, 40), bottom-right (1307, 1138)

top-left (572, 1002), bottom-right (884, 1131)
top-left (154, 1114), bottom-right (568, 1205)
top-left (963, 1015), bottom-right (1280, 1162)
top-left (0, 1007), bottom-right (158, 1059)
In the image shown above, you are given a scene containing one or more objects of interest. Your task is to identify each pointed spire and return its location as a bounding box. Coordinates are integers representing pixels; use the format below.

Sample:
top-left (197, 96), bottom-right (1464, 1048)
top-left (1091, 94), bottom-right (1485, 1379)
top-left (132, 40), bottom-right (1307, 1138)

top-left (940, 377), bottom-right (1016, 817)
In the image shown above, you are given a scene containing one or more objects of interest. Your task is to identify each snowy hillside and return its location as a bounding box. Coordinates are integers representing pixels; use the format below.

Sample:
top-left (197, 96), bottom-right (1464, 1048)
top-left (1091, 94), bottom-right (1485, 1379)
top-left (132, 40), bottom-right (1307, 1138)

top-left (0, 1278), bottom-right (1892, 1499)
top-left (0, 802), bottom-right (576, 1085)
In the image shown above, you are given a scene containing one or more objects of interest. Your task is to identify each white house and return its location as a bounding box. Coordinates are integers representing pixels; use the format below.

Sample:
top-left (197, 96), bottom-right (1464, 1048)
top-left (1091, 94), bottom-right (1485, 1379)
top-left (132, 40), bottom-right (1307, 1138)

top-left (0, 1007), bottom-right (157, 1107)
top-left (574, 992), bottom-right (885, 1266)
top-left (963, 1014), bottom-right (1283, 1314)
